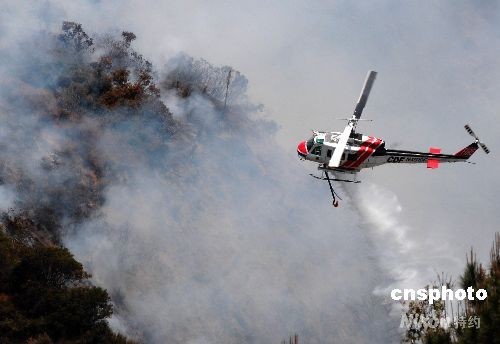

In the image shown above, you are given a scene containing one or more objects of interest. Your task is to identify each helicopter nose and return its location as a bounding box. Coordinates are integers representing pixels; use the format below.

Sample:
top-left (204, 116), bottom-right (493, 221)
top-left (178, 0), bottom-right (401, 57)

top-left (297, 140), bottom-right (307, 158)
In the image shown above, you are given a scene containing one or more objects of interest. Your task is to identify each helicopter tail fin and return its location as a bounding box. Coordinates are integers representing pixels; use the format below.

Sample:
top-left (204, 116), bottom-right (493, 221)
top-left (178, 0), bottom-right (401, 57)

top-left (454, 142), bottom-right (479, 159)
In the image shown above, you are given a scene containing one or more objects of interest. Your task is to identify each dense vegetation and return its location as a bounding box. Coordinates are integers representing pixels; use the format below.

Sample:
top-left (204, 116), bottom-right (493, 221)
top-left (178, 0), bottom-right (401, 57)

top-left (0, 230), bottom-right (134, 343)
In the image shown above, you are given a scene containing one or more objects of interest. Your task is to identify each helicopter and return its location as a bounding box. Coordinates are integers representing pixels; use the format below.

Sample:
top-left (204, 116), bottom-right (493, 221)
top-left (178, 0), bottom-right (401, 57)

top-left (297, 71), bottom-right (490, 207)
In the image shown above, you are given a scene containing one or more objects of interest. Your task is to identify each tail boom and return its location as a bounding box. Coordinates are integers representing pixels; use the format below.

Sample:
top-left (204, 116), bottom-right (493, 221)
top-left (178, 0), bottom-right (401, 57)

top-left (383, 147), bottom-right (471, 165)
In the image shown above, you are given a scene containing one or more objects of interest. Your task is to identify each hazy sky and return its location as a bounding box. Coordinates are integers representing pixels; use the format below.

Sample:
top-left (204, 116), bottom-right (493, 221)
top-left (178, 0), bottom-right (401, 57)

top-left (2, 0), bottom-right (499, 341)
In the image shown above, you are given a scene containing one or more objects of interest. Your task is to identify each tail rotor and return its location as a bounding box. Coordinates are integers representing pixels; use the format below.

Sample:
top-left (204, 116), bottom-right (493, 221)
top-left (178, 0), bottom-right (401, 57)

top-left (465, 124), bottom-right (490, 154)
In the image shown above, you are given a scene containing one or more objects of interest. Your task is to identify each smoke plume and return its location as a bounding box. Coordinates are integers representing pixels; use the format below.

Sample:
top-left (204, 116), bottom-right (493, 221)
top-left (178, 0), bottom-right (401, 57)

top-left (0, 22), bottom-right (400, 343)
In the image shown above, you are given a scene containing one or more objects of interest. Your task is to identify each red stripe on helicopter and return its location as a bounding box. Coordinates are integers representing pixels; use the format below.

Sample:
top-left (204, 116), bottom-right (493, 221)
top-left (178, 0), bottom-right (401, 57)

top-left (354, 137), bottom-right (383, 168)
top-left (345, 137), bottom-right (383, 169)
top-left (341, 137), bottom-right (375, 168)
top-left (350, 138), bottom-right (382, 169)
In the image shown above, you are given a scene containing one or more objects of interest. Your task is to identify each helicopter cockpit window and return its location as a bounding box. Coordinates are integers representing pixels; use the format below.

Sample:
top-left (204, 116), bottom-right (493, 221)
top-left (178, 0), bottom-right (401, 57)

top-left (306, 138), bottom-right (314, 152)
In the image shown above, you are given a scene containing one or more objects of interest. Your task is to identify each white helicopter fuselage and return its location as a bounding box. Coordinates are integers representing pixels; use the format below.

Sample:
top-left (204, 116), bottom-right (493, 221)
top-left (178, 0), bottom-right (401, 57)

top-left (297, 131), bottom-right (475, 172)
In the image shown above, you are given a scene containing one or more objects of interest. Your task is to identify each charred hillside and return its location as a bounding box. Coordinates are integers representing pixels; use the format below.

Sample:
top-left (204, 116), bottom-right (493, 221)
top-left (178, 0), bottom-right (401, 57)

top-left (0, 22), bottom-right (178, 245)
top-left (0, 21), bottom-right (268, 342)
top-left (0, 21), bottom-right (254, 246)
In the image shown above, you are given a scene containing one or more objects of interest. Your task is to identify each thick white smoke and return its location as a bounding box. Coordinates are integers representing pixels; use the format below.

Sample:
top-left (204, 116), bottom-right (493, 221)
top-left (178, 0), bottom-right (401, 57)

top-left (0, 4), bottom-right (405, 342)
top-left (60, 56), bottom-right (399, 342)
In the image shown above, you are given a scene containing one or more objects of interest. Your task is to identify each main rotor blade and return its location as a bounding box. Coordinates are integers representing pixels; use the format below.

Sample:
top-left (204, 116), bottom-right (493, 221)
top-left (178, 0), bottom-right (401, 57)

top-left (352, 71), bottom-right (377, 120)
top-left (329, 123), bottom-right (353, 167)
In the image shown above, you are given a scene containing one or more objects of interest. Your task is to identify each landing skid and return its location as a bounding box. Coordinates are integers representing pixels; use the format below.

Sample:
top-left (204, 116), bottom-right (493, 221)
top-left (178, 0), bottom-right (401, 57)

top-left (309, 171), bottom-right (360, 207)
top-left (309, 175), bottom-right (361, 183)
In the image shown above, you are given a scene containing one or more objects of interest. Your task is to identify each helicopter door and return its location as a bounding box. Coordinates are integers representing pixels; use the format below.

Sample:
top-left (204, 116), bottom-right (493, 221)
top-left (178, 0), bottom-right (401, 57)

top-left (322, 144), bottom-right (334, 164)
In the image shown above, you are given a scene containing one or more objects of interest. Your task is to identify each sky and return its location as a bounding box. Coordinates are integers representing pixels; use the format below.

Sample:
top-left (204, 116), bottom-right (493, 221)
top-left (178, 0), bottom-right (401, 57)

top-left (1, 0), bottom-right (499, 342)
